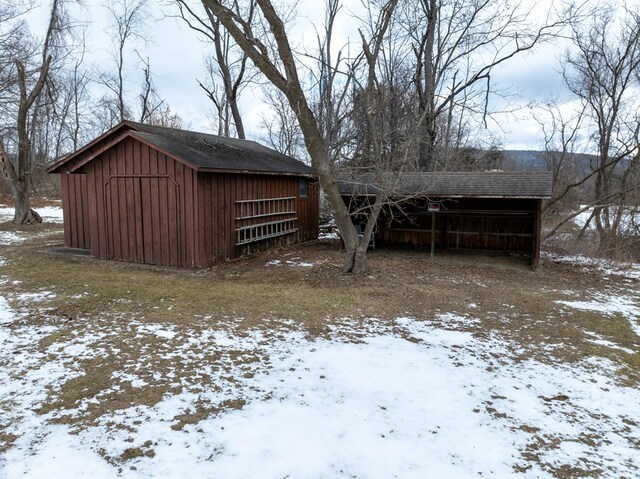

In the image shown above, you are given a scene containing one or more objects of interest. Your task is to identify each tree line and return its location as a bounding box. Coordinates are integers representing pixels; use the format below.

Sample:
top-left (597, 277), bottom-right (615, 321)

top-left (0, 0), bottom-right (181, 223)
top-left (1, 0), bottom-right (639, 271)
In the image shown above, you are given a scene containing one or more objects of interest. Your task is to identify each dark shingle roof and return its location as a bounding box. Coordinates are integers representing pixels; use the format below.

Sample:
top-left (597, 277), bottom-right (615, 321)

top-left (129, 122), bottom-right (313, 175)
top-left (47, 121), bottom-right (314, 176)
top-left (338, 172), bottom-right (553, 198)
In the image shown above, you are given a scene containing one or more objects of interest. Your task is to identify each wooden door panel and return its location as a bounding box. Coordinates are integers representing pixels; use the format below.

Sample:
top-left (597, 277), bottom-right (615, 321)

top-left (104, 176), bottom-right (180, 265)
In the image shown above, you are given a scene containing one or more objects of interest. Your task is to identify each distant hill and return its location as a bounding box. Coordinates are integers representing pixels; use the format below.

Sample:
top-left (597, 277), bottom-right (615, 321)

top-left (503, 150), bottom-right (597, 173)
top-left (502, 150), bottom-right (547, 171)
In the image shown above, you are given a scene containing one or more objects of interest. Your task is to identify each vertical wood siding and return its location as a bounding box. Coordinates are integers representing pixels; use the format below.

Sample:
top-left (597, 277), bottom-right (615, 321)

top-left (197, 173), bottom-right (319, 266)
top-left (84, 138), bottom-right (199, 267)
top-left (61, 136), bottom-right (319, 268)
top-left (60, 171), bottom-right (91, 249)
top-left (356, 197), bottom-right (538, 256)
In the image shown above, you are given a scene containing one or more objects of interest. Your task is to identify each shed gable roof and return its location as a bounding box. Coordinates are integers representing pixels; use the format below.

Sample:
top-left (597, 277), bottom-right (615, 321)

top-left (338, 172), bottom-right (553, 199)
top-left (48, 121), bottom-right (314, 176)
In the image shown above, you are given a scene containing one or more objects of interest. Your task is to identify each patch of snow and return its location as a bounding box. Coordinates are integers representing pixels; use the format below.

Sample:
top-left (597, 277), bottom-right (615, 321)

top-left (0, 296), bottom-right (16, 325)
top-left (34, 206), bottom-right (64, 223)
top-left (396, 316), bottom-right (475, 345)
top-left (137, 323), bottom-right (178, 340)
top-left (435, 311), bottom-right (480, 327)
top-left (285, 259), bottom-right (314, 267)
top-left (4, 317), bottom-right (640, 478)
top-left (585, 339), bottom-right (635, 354)
top-left (0, 232), bottom-right (27, 245)
top-left (0, 208), bottom-right (13, 222)
top-left (112, 372), bottom-right (148, 388)
top-left (573, 205), bottom-right (639, 234)
top-left (0, 229), bottom-right (61, 246)
top-left (1, 298), bottom-right (640, 478)
top-left (543, 252), bottom-right (640, 281)
top-left (16, 291), bottom-right (57, 303)
top-left (318, 231), bottom-right (340, 240)
top-left (68, 292), bottom-right (90, 299)
top-left (583, 331), bottom-right (636, 354)
top-left (267, 258), bottom-right (318, 268)
top-left (0, 205), bottom-right (63, 223)
top-left (3, 427), bottom-right (116, 479)
top-left (46, 332), bottom-right (107, 359)
top-left (558, 292), bottom-right (640, 337)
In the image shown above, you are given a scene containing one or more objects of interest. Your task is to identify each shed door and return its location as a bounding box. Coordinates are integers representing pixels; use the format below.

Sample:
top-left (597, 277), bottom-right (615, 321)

top-left (104, 175), bottom-right (180, 265)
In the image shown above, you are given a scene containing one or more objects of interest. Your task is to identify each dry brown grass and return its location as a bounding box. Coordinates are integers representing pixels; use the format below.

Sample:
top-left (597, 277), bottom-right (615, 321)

top-left (2, 228), bottom-right (637, 368)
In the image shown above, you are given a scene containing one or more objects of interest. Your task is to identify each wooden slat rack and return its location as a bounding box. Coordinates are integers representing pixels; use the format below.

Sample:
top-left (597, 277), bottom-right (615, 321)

top-left (235, 197), bottom-right (298, 245)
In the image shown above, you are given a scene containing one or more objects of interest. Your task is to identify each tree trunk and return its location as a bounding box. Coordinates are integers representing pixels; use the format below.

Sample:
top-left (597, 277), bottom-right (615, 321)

top-left (417, 0), bottom-right (437, 170)
top-left (12, 183), bottom-right (42, 224)
top-left (419, 117), bottom-right (437, 170)
top-left (342, 244), bottom-right (368, 274)
top-left (202, 0), bottom-right (399, 273)
top-left (353, 247), bottom-right (367, 274)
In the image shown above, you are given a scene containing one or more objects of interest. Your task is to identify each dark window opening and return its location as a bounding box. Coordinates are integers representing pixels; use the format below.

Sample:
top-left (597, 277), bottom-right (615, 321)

top-left (299, 179), bottom-right (309, 197)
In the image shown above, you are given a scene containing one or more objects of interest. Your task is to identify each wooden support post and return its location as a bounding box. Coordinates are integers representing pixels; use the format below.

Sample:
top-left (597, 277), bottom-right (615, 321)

top-left (531, 199), bottom-right (542, 270)
top-left (440, 214), bottom-right (447, 251)
top-left (431, 212), bottom-right (435, 258)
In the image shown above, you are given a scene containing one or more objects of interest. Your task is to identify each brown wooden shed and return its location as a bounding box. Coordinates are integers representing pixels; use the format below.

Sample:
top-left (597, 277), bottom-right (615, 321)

top-left (339, 172), bottom-right (552, 266)
top-left (48, 121), bottom-right (319, 267)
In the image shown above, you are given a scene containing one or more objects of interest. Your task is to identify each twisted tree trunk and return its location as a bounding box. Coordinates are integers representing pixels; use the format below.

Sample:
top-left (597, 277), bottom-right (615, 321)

top-left (0, 56), bottom-right (51, 224)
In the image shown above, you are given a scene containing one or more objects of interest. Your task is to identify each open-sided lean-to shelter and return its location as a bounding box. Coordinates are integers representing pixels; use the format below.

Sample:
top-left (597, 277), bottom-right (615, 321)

top-left (339, 172), bottom-right (552, 267)
top-left (48, 121), bottom-right (319, 267)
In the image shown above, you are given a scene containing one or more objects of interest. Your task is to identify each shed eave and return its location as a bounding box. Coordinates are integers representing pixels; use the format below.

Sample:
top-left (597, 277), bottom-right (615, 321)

top-left (196, 167), bottom-right (317, 177)
top-left (342, 193), bottom-right (551, 199)
top-left (426, 194), bottom-right (551, 199)
top-left (46, 121), bottom-right (136, 173)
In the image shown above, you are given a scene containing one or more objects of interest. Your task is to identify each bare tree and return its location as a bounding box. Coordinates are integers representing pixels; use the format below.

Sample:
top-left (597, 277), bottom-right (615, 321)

top-left (562, 4), bottom-right (640, 255)
top-left (259, 86), bottom-right (305, 159)
top-left (0, 62), bottom-right (51, 224)
top-left (402, 0), bottom-right (573, 170)
top-left (98, 0), bottom-right (148, 124)
top-left (46, 38), bottom-right (92, 157)
top-left (0, 1), bottom-right (69, 223)
top-left (196, 0), bottom-right (402, 273)
top-left (175, 0), bottom-right (255, 138)
top-left (136, 54), bottom-right (183, 127)
top-left (535, 100), bottom-right (590, 223)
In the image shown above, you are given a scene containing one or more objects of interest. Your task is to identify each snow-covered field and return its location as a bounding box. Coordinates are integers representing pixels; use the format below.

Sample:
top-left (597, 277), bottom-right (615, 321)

top-left (573, 205), bottom-right (639, 234)
top-left (1, 302), bottom-right (639, 478)
top-left (1, 205), bottom-right (639, 478)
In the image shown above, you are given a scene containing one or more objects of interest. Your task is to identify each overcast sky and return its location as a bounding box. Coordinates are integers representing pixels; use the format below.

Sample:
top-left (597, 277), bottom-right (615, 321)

top-left (25, 0), bottom-right (571, 151)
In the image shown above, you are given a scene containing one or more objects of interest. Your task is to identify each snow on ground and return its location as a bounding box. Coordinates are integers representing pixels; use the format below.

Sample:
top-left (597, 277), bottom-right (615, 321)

top-left (266, 258), bottom-right (316, 267)
top-left (1, 290), bottom-right (639, 478)
top-left (543, 252), bottom-right (640, 281)
top-left (266, 253), bottom-right (320, 268)
top-left (1, 224), bottom-right (639, 477)
top-left (546, 253), bottom-right (640, 340)
top-left (318, 230), bottom-right (340, 240)
top-left (0, 205), bottom-right (63, 245)
top-left (558, 292), bottom-right (640, 337)
top-left (0, 205), bottom-right (63, 224)
top-left (0, 229), bottom-right (60, 246)
top-left (573, 205), bottom-right (639, 233)
top-left (0, 232), bottom-right (27, 245)
top-left (0, 204), bottom-right (63, 245)
top-left (583, 332), bottom-right (635, 355)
